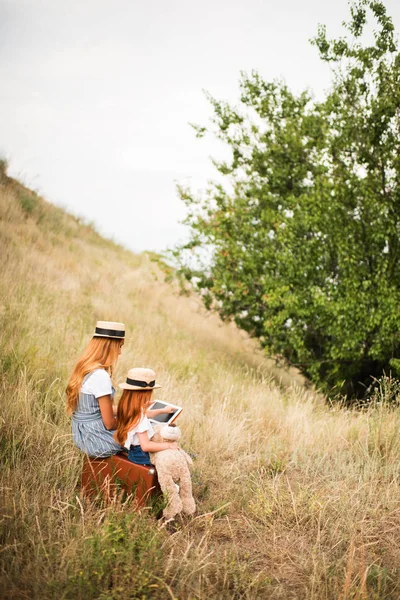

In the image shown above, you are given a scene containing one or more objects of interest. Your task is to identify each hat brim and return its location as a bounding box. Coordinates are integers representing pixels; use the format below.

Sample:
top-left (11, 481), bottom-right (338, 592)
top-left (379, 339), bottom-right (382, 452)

top-left (93, 334), bottom-right (125, 339)
top-left (119, 383), bottom-right (161, 390)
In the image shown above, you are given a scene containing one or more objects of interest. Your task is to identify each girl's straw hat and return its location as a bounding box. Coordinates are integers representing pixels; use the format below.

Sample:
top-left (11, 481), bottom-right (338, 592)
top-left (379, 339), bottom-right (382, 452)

top-left (119, 367), bottom-right (161, 390)
top-left (94, 320), bottom-right (125, 339)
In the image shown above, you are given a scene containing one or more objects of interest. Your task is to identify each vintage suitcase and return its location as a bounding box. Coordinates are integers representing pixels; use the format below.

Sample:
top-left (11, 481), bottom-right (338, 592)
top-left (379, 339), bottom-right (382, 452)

top-left (81, 453), bottom-right (161, 508)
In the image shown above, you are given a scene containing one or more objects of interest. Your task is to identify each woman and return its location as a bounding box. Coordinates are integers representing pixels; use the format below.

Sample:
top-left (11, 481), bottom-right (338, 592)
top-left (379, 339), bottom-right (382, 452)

top-left (66, 320), bottom-right (125, 458)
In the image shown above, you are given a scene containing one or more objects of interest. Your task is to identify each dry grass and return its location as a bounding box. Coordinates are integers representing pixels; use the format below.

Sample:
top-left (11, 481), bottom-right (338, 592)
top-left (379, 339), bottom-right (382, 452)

top-left (1, 176), bottom-right (400, 599)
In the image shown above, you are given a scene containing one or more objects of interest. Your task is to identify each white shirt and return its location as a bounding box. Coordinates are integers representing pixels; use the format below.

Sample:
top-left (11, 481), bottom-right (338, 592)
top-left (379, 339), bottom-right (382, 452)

top-left (124, 416), bottom-right (154, 449)
top-left (81, 369), bottom-right (113, 398)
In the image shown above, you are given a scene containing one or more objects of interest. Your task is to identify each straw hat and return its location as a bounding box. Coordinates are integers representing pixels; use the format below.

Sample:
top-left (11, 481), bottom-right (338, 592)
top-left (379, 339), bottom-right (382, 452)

top-left (94, 320), bottom-right (125, 339)
top-left (119, 367), bottom-right (161, 390)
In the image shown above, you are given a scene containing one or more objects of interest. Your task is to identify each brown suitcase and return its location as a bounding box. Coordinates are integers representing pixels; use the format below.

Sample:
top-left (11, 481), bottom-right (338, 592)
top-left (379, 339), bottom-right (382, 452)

top-left (81, 453), bottom-right (161, 508)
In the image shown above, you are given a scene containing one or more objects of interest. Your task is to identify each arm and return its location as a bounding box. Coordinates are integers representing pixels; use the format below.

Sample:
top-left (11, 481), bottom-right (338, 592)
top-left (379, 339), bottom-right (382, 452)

top-left (180, 449), bottom-right (193, 467)
top-left (146, 405), bottom-right (175, 419)
top-left (137, 430), bottom-right (178, 453)
top-left (98, 395), bottom-right (117, 430)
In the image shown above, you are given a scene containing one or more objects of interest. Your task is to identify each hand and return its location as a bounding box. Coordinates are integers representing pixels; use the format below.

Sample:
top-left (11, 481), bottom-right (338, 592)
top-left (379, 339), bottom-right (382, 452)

top-left (164, 406), bottom-right (175, 414)
top-left (168, 442), bottom-right (179, 450)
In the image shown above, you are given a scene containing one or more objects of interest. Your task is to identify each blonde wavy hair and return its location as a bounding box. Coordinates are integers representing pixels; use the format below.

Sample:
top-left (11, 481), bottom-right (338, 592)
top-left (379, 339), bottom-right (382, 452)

top-left (114, 389), bottom-right (154, 445)
top-left (66, 337), bottom-right (122, 414)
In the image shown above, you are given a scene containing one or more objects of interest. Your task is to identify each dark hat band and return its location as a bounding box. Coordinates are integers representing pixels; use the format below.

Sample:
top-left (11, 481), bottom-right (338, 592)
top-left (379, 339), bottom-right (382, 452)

top-left (126, 377), bottom-right (155, 388)
top-left (95, 327), bottom-right (125, 338)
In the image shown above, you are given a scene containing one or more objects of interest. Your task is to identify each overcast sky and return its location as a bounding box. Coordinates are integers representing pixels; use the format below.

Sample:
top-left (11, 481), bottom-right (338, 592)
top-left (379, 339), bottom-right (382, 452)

top-left (2, 0), bottom-right (400, 253)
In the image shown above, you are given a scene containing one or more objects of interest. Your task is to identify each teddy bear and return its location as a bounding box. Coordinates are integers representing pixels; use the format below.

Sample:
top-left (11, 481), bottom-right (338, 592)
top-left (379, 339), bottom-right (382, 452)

top-left (149, 423), bottom-right (196, 521)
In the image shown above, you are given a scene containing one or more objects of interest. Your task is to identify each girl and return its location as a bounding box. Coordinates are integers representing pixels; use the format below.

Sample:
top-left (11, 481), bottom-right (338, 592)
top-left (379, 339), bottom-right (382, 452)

top-left (66, 320), bottom-right (125, 458)
top-left (114, 367), bottom-right (178, 465)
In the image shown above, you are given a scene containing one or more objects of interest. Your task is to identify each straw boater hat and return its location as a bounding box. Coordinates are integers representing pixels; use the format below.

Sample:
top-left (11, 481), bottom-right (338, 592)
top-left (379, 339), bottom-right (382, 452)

top-left (93, 320), bottom-right (125, 339)
top-left (119, 367), bottom-right (161, 390)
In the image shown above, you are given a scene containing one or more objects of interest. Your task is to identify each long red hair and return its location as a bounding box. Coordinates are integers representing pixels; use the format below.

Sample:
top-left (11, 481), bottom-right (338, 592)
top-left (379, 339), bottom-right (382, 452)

top-left (114, 389), bottom-right (154, 445)
top-left (66, 337), bottom-right (122, 414)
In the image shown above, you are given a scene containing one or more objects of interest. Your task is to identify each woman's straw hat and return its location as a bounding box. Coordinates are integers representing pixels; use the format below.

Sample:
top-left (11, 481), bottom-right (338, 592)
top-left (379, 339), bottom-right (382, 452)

top-left (94, 320), bottom-right (125, 339)
top-left (119, 367), bottom-right (161, 390)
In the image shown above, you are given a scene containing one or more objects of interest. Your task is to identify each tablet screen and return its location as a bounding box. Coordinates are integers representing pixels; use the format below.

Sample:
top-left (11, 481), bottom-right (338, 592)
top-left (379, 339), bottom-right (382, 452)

top-left (150, 401), bottom-right (181, 424)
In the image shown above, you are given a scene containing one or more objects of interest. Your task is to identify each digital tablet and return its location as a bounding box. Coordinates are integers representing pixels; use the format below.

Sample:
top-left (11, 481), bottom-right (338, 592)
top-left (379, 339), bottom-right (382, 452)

top-left (148, 400), bottom-right (183, 425)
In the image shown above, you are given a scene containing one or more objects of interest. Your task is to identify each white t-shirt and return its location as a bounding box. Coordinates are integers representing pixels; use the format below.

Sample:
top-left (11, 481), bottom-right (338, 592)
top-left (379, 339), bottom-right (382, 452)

top-left (81, 369), bottom-right (113, 398)
top-left (124, 416), bottom-right (154, 449)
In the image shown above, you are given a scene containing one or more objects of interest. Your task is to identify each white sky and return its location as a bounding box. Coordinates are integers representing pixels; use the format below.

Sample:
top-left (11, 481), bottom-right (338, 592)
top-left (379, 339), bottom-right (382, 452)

top-left (1, 0), bottom-right (400, 253)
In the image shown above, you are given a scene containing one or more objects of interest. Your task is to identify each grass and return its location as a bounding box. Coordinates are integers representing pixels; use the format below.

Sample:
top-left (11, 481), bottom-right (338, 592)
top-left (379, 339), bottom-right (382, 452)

top-left (1, 173), bottom-right (400, 599)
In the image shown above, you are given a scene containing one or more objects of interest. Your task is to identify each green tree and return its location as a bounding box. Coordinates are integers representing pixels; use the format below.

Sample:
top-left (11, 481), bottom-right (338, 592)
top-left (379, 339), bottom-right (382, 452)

top-left (174, 0), bottom-right (400, 399)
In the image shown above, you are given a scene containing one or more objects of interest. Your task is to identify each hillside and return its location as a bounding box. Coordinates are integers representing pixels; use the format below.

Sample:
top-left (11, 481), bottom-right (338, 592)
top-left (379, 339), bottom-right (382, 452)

top-left (1, 169), bottom-right (400, 600)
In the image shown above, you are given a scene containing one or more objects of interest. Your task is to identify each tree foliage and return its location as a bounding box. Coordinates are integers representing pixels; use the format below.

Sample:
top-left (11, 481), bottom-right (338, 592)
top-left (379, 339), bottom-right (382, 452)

top-left (174, 0), bottom-right (400, 399)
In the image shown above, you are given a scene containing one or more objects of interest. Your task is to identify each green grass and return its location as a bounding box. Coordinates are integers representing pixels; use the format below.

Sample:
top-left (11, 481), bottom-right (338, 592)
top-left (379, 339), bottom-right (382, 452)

top-left (1, 172), bottom-right (400, 599)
